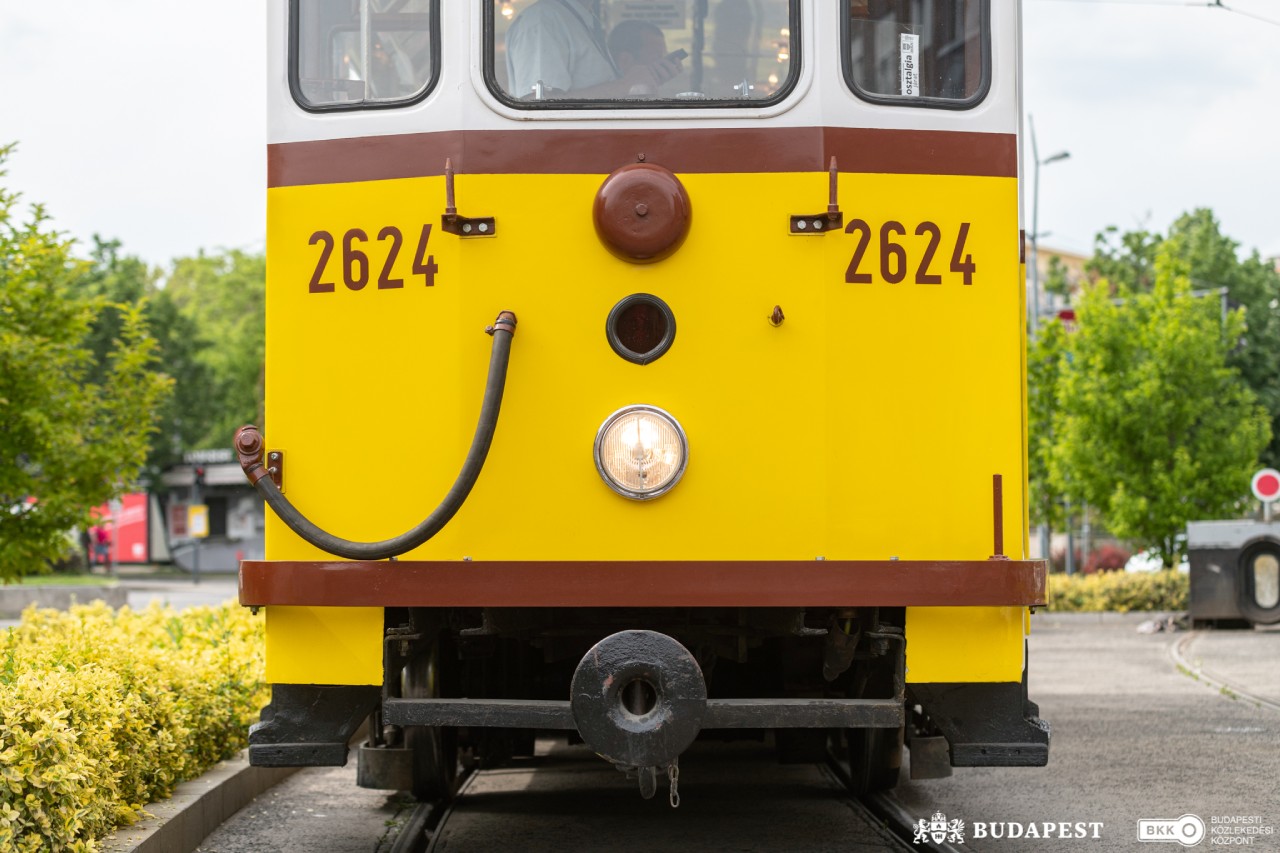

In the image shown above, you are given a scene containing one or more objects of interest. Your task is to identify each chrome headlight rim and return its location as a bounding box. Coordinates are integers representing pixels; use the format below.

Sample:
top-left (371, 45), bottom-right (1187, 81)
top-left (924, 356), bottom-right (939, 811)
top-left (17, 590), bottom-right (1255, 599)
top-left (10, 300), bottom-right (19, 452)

top-left (593, 404), bottom-right (689, 501)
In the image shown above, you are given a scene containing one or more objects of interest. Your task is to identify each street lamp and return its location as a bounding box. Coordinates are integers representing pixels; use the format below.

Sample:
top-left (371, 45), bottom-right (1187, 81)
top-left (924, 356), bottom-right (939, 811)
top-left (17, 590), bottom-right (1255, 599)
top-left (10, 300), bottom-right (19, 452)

top-left (1028, 117), bottom-right (1070, 568)
top-left (1029, 115), bottom-right (1069, 335)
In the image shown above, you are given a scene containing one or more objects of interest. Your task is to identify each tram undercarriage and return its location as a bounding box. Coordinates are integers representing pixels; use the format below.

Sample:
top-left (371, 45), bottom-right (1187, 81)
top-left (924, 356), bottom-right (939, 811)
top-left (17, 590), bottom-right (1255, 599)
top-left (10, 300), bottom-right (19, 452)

top-left (248, 605), bottom-right (1049, 802)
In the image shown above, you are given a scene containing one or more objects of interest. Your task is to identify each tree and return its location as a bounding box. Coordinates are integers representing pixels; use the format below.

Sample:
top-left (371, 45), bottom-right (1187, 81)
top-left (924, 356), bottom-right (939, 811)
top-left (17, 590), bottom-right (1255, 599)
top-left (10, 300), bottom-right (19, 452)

top-left (1086, 210), bottom-right (1280, 467)
top-left (1042, 254), bottom-right (1073, 300)
top-left (163, 249), bottom-right (265, 449)
top-left (1028, 317), bottom-right (1068, 532)
top-left (1050, 248), bottom-right (1270, 566)
top-left (0, 147), bottom-right (172, 580)
top-left (78, 236), bottom-right (220, 476)
top-left (1086, 224), bottom-right (1161, 293)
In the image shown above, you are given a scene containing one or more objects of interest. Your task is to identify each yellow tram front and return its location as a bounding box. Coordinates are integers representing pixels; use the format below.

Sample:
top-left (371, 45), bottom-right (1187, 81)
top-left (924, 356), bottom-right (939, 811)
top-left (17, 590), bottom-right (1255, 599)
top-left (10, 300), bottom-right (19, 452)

top-left (239, 0), bottom-right (1048, 800)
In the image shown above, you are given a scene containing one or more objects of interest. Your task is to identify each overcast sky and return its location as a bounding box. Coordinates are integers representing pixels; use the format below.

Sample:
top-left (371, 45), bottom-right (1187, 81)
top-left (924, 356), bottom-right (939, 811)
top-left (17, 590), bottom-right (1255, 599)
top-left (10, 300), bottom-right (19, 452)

top-left (1, 1), bottom-right (1276, 270)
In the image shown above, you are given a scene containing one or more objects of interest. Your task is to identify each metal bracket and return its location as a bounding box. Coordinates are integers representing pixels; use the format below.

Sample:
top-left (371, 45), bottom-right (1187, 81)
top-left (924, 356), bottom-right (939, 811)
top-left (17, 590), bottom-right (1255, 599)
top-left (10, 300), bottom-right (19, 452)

top-left (441, 158), bottom-right (496, 237)
top-left (990, 473), bottom-right (1010, 560)
top-left (356, 741), bottom-right (414, 790)
top-left (249, 684), bottom-right (381, 767)
top-left (266, 449), bottom-right (284, 491)
top-left (789, 156), bottom-right (844, 234)
top-left (908, 673), bottom-right (1050, 767)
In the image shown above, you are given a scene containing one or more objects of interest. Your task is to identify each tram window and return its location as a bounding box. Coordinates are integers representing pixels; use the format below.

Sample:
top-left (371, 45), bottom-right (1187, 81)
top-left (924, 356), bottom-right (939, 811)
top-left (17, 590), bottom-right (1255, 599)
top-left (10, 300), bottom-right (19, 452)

top-left (1252, 552), bottom-right (1280, 610)
top-left (487, 0), bottom-right (799, 108)
top-left (844, 0), bottom-right (989, 107)
top-left (291, 0), bottom-right (438, 110)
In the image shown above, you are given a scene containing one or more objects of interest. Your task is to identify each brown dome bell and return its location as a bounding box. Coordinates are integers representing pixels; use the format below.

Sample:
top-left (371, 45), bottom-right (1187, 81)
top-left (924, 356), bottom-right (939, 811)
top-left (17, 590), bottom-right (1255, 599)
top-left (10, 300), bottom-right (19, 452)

top-left (593, 163), bottom-right (691, 263)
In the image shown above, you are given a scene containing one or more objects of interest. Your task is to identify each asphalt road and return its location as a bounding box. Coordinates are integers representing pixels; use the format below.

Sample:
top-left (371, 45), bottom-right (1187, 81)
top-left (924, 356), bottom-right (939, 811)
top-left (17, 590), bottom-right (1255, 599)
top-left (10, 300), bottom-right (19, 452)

top-left (895, 615), bottom-right (1280, 851)
top-left (119, 575), bottom-right (240, 611)
top-left (1181, 627), bottom-right (1280, 706)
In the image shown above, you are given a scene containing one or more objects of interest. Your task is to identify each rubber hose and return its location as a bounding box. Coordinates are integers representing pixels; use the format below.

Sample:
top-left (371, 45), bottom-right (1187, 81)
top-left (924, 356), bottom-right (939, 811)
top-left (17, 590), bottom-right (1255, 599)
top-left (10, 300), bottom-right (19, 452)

top-left (251, 323), bottom-right (514, 560)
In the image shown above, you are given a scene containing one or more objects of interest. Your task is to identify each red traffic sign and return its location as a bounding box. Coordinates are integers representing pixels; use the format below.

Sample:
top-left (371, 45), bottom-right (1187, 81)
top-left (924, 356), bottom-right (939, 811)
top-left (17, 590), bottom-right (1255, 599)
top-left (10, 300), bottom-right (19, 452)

top-left (1252, 468), bottom-right (1280, 502)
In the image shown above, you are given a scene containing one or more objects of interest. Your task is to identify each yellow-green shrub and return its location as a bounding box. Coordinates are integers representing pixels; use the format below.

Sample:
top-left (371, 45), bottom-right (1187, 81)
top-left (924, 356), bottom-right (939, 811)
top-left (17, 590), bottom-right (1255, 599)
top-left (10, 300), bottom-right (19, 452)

top-left (0, 601), bottom-right (266, 852)
top-left (1047, 569), bottom-right (1188, 612)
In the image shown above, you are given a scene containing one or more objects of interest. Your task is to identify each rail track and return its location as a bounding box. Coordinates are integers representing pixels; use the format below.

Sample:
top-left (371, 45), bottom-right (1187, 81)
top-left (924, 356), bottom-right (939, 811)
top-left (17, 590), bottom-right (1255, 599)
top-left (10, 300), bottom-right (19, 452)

top-left (380, 739), bottom-right (965, 853)
top-left (1170, 630), bottom-right (1280, 713)
top-left (192, 619), bottom-right (1280, 853)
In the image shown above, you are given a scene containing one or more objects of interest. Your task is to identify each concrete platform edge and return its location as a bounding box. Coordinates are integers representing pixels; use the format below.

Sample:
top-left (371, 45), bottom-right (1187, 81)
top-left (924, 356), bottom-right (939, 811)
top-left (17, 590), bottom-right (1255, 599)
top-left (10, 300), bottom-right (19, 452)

top-left (0, 585), bottom-right (129, 618)
top-left (1032, 609), bottom-right (1183, 626)
top-left (103, 750), bottom-right (298, 853)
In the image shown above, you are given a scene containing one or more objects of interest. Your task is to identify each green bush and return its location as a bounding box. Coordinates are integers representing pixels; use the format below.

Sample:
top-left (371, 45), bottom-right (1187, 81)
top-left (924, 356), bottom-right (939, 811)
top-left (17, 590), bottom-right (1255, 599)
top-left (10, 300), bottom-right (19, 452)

top-left (0, 601), bottom-right (266, 852)
top-left (1047, 569), bottom-right (1189, 612)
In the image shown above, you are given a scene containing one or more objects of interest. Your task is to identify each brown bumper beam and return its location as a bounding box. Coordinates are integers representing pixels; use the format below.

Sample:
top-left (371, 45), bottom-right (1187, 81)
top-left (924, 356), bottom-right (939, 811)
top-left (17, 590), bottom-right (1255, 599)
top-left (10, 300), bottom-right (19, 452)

top-left (238, 559), bottom-right (1047, 608)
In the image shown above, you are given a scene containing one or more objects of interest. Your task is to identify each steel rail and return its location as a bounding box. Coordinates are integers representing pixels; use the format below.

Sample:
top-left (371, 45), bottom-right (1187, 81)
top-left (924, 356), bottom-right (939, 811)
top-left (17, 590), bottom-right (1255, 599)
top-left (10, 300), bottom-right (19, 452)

top-left (1169, 631), bottom-right (1280, 714)
top-left (822, 750), bottom-right (961, 853)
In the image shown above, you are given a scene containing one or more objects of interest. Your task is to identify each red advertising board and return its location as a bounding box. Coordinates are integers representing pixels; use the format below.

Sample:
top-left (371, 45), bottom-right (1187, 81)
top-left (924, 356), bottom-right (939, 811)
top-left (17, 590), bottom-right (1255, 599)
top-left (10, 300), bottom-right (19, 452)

top-left (92, 493), bottom-right (150, 564)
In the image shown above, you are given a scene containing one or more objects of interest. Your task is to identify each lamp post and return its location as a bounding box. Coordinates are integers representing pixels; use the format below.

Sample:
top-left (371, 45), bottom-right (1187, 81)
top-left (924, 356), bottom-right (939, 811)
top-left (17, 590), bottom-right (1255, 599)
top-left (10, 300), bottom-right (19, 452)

top-left (1029, 115), bottom-right (1069, 335)
top-left (1029, 117), bottom-right (1070, 567)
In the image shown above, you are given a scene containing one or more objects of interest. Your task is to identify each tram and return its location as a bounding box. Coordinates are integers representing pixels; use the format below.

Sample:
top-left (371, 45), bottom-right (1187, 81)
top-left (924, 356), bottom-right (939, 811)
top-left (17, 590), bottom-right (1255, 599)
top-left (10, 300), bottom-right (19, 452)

top-left (237, 0), bottom-right (1049, 802)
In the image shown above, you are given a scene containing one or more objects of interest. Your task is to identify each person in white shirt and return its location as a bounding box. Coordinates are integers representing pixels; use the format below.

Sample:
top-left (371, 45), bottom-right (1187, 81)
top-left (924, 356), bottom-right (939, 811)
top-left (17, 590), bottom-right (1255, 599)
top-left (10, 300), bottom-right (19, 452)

top-left (505, 0), bottom-right (683, 99)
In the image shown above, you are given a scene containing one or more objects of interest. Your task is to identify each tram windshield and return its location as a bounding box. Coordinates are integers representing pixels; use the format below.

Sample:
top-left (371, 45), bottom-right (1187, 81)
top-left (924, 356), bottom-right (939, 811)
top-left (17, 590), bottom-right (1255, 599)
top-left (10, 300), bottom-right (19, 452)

top-left (844, 0), bottom-right (988, 106)
top-left (488, 0), bottom-right (798, 107)
top-left (291, 0), bottom-right (437, 109)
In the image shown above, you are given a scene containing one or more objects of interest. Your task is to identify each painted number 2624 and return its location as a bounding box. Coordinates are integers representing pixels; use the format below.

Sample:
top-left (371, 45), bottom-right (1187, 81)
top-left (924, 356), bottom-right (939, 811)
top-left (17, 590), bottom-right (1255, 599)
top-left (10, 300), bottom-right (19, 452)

top-left (845, 220), bottom-right (976, 286)
top-left (307, 224), bottom-right (438, 293)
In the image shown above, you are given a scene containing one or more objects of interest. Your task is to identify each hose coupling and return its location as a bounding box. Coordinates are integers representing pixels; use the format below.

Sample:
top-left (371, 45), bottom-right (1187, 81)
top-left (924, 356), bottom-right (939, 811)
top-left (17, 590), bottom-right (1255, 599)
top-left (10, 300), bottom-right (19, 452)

top-left (234, 425), bottom-right (271, 486)
top-left (486, 310), bottom-right (518, 337)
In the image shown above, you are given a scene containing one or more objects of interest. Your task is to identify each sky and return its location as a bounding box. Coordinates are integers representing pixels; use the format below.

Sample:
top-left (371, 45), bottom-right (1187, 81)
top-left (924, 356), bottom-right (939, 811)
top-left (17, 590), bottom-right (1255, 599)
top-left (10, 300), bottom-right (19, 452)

top-left (0, 1), bottom-right (1277, 270)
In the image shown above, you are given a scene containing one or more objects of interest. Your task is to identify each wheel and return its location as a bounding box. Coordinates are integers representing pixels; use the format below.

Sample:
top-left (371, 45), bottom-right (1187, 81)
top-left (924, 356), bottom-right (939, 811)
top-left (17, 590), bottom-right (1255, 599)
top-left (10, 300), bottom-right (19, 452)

top-left (841, 654), bottom-right (903, 795)
top-left (401, 640), bottom-right (459, 801)
top-left (844, 724), bottom-right (903, 795)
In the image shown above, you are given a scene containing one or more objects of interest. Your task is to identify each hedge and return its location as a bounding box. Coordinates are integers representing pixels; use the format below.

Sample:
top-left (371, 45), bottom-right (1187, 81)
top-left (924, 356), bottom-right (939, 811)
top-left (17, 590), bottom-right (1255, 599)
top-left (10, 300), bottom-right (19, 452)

top-left (1047, 569), bottom-right (1189, 612)
top-left (0, 601), bottom-right (266, 852)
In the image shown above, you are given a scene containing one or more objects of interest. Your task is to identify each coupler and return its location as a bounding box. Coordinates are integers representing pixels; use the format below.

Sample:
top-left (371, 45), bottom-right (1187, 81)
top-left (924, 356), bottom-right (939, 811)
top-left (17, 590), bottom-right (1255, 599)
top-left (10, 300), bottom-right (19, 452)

top-left (570, 630), bottom-right (706, 798)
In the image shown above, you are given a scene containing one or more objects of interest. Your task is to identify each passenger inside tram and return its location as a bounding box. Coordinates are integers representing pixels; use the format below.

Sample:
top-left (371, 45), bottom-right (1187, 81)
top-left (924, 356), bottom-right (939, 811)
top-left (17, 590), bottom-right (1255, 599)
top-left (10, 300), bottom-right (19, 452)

top-left (492, 0), bottom-right (796, 104)
top-left (504, 0), bottom-right (684, 99)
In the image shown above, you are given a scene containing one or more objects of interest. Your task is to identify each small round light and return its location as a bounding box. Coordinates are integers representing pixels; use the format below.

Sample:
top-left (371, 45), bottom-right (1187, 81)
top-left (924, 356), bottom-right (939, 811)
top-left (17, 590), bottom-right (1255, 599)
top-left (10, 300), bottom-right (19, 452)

top-left (607, 293), bottom-right (675, 365)
top-left (594, 405), bottom-right (688, 500)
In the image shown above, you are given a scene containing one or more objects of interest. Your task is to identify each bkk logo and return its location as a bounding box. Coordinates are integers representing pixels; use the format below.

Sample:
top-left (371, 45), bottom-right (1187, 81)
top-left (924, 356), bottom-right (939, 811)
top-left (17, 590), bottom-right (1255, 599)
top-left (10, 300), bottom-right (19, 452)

top-left (1137, 815), bottom-right (1206, 846)
top-left (1138, 814), bottom-right (1276, 847)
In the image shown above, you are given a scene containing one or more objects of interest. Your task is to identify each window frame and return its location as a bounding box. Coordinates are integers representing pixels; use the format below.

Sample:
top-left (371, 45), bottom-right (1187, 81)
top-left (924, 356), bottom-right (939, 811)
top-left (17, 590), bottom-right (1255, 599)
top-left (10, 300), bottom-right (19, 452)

top-left (481, 0), bottom-right (803, 112)
top-left (288, 0), bottom-right (442, 114)
top-left (839, 0), bottom-right (991, 111)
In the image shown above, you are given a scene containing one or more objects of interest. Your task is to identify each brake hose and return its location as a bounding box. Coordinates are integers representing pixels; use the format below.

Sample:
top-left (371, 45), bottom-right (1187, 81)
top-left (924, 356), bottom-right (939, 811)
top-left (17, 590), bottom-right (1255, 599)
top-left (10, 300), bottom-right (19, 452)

top-left (233, 311), bottom-right (517, 561)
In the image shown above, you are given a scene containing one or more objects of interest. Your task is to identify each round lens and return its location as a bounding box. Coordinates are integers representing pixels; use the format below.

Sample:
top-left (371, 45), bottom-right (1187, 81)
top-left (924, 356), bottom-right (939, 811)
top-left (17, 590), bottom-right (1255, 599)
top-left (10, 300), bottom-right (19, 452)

top-left (606, 294), bottom-right (676, 365)
top-left (617, 301), bottom-right (667, 354)
top-left (594, 406), bottom-right (688, 500)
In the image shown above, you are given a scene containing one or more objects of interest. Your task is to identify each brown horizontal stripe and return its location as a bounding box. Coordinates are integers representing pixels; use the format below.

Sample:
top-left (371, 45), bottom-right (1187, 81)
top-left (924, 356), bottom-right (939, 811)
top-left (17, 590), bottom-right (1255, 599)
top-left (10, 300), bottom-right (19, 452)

top-left (268, 127), bottom-right (1016, 187)
top-left (239, 559), bottom-right (1046, 608)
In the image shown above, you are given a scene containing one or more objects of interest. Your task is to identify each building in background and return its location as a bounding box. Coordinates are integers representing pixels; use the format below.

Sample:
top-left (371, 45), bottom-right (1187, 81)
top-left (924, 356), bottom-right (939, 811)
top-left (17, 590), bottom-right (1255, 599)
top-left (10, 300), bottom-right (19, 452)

top-left (1030, 244), bottom-right (1089, 324)
top-left (159, 449), bottom-right (264, 572)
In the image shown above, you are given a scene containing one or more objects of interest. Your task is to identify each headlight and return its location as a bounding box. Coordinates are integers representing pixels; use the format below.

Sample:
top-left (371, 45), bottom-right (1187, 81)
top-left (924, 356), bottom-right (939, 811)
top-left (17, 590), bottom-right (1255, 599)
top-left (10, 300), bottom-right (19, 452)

top-left (594, 405), bottom-right (688, 500)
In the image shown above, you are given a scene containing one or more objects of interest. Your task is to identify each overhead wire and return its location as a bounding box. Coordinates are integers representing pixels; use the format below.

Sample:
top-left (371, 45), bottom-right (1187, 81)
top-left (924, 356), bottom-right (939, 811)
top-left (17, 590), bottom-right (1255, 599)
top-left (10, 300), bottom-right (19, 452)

top-left (1029, 0), bottom-right (1280, 26)
top-left (1203, 0), bottom-right (1280, 26)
